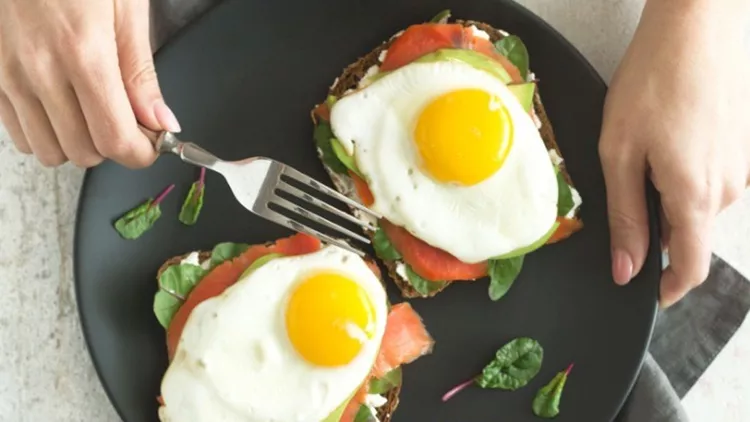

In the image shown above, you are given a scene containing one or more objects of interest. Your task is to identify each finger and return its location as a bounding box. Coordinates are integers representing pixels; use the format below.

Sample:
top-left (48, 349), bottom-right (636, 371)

top-left (659, 220), bottom-right (713, 308)
top-left (66, 34), bottom-right (156, 169)
top-left (34, 76), bottom-right (102, 168)
top-left (0, 92), bottom-right (31, 154)
top-left (12, 92), bottom-right (66, 167)
top-left (659, 206), bottom-right (671, 251)
top-left (116, 0), bottom-right (180, 133)
top-left (599, 138), bottom-right (650, 285)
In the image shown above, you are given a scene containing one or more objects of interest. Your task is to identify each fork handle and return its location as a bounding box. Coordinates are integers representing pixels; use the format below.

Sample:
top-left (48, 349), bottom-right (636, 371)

top-left (139, 124), bottom-right (221, 169)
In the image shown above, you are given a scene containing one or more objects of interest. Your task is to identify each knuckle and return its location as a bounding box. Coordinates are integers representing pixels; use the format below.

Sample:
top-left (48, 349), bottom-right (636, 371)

top-left (70, 152), bottom-right (104, 169)
top-left (37, 151), bottom-right (67, 168)
top-left (97, 136), bottom-right (133, 160)
top-left (125, 61), bottom-right (158, 89)
top-left (64, 37), bottom-right (105, 69)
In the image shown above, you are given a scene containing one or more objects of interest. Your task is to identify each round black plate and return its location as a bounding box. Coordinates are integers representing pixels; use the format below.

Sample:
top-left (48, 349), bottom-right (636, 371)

top-left (75, 1), bottom-right (660, 421)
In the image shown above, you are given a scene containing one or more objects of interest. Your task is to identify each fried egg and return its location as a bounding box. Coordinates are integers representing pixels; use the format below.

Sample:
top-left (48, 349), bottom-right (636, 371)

top-left (159, 246), bottom-right (388, 422)
top-left (329, 60), bottom-right (558, 263)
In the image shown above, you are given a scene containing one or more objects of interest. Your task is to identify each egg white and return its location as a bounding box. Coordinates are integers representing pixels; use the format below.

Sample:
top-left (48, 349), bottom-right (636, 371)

top-left (330, 60), bottom-right (558, 263)
top-left (159, 246), bottom-right (388, 422)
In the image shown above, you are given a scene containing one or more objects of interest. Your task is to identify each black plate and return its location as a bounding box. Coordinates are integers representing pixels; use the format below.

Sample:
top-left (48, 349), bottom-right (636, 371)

top-left (75, 1), bottom-right (661, 421)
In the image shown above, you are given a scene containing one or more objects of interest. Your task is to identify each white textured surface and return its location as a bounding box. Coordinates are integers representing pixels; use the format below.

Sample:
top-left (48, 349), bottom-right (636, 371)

top-left (0, 1), bottom-right (748, 421)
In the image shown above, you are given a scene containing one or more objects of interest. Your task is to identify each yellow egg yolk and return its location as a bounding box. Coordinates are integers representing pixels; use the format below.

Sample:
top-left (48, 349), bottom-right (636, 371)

top-left (414, 88), bottom-right (514, 186)
top-left (286, 272), bottom-right (376, 367)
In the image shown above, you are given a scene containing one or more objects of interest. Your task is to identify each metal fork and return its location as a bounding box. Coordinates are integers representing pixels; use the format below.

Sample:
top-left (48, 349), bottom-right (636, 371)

top-left (140, 127), bottom-right (380, 256)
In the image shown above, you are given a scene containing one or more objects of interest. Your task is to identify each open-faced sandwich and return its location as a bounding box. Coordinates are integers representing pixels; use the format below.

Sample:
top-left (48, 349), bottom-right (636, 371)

top-left (311, 11), bottom-right (583, 300)
top-left (153, 233), bottom-right (433, 422)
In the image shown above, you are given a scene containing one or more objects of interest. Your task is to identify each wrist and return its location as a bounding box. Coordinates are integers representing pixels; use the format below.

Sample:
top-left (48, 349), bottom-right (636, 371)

top-left (646, 0), bottom-right (750, 30)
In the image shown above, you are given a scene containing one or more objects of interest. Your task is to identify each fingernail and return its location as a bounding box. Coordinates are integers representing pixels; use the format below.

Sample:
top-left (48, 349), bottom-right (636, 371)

top-left (154, 101), bottom-right (181, 133)
top-left (612, 249), bottom-right (634, 285)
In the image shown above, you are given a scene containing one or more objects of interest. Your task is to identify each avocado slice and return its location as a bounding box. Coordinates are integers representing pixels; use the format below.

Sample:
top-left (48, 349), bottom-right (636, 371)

top-left (413, 49), bottom-right (513, 83)
top-left (330, 139), bottom-right (363, 177)
top-left (238, 253), bottom-right (284, 280)
top-left (507, 82), bottom-right (535, 113)
top-left (496, 221), bottom-right (560, 260)
top-left (322, 389), bottom-right (359, 422)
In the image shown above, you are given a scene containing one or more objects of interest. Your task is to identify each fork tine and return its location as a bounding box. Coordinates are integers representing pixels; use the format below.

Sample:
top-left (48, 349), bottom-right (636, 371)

top-left (268, 196), bottom-right (370, 244)
top-left (259, 208), bottom-right (366, 257)
top-left (276, 180), bottom-right (377, 232)
top-left (280, 165), bottom-right (381, 219)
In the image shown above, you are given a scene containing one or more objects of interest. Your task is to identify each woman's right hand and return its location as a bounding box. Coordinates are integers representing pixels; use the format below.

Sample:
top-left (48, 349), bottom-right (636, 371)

top-left (0, 0), bottom-right (180, 168)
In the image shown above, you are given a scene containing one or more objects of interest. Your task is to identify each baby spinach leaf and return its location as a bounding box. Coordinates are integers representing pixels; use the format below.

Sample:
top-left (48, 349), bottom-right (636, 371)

top-left (372, 228), bottom-right (402, 260)
top-left (494, 35), bottom-right (530, 80)
top-left (314, 121), bottom-right (349, 174)
top-left (369, 367), bottom-right (403, 394)
top-left (179, 168), bottom-right (206, 226)
top-left (153, 263), bottom-right (208, 328)
top-left (406, 265), bottom-right (448, 296)
top-left (487, 255), bottom-right (525, 301)
top-left (210, 242), bottom-right (250, 268)
top-left (354, 406), bottom-right (378, 422)
top-left (430, 9), bottom-right (451, 23)
top-left (556, 171), bottom-right (575, 217)
top-left (114, 184), bottom-right (175, 240)
top-left (532, 364), bottom-right (573, 418)
top-left (476, 337), bottom-right (543, 390)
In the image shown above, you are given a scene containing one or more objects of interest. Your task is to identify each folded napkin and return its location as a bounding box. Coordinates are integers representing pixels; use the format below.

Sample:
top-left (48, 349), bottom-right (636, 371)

top-left (149, 3), bottom-right (750, 421)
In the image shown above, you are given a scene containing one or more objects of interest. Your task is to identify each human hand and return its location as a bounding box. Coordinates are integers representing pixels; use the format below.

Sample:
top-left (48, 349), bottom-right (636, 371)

top-left (599, 0), bottom-right (750, 307)
top-left (0, 0), bottom-right (180, 168)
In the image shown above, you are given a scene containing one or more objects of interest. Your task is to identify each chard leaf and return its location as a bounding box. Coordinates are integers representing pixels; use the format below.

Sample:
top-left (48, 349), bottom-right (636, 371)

top-left (210, 242), bottom-right (249, 268)
top-left (532, 364), bottom-right (573, 418)
top-left (475, 337), bottom-right (543, 390)
top-left (314, 121), bottom-right (348, 174)
top-left (153, 264), bottom-right (208, 328)
top-left (556, 171), bottom-right (575, 217)
top-left (487, 256), bottom-right (524, 301)
top-left (179, 168), bottom-right (206, 226)
top-left (114, 184), bottom-right (174, 240)
top-left (369, 367), bottom-right (403, 394)
top-left (372, 228), bottom-right (402, 261)
top-left (494, 35), bottom-right (530, 80)
top-left (406, 265), bottom-right (448, 296)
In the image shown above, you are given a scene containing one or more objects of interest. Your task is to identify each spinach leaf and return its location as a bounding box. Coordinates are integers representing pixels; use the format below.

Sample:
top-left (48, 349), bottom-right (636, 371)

top-left (487, 255), bottom-right (525, 301)
top-left (210, 242), bottom-right (249, 268)
top-left (114, 184), bottom-right (175, 240)
top-left (556, 170), bottom-right (575, 217)
top-left (532, 364), bottom-right (573, 418)
top-left (372, 228), bottom-right (402, 261)
top-left (475, 337), bottom-right (543, 390)
top-left (179, 168), bottom-right (206, 226)
top-left (494, 35), bottom-right (530, 80)
top-left (314, 121), bottom-right (349, 174)
top-left (429, 9), bottom-right (451, 23)
top-left (354, 405), bottom-right (378, 422)
top-left (406, 265), bottom-right (448, 296)
top-left (153, 264), bottom-right (208, 328)
top-left (369, 367), bottom-right (403, 394)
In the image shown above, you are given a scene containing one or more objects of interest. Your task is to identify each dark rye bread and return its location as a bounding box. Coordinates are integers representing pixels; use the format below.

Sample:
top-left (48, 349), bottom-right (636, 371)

top-left (312, 18), bottom-right (582, 299)
top-left (155, 251), bottom-right (403, 421)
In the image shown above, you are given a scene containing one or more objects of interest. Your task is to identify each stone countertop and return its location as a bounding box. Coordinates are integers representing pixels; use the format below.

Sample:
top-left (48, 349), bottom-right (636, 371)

top-left (0, 1), bottom-right (749, 421)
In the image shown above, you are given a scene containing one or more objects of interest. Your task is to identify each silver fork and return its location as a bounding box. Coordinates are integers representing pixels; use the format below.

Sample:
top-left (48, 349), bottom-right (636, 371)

top-left (140, 127), bottom-right (380, 256)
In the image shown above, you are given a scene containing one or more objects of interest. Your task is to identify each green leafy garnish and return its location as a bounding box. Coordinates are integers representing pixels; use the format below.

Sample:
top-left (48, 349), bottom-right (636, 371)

top-left (210, 242), bottom-right (249, 268)
top-left (495, 35), bottom-right (530, 80)
top-left (153, 263), bottom-right (208, 328)
top-left (487, 256), bottom-right (524, 301)
top-left (532, 364), bottom-right (573, 418)
top-left (114, 184), bottom-right (175, 240)
top-left (556, 171), bottom-right (575, 217)
top-left (442, 337), bottom-right (544, 401)
top-left (369, 367), bottom-right (403, 394)
top-left (372, 228), bottom-right (402, 261)
top-left (314, 121), bottom-right (349, 174)
top-left (406, 265), bottom-right (448, 296)
top-left (354, 406), bottom-right (378, 422)
top-left (430, 9), bottom-right (451, 23)
top-left (179, 168), bottom-right (206, 226)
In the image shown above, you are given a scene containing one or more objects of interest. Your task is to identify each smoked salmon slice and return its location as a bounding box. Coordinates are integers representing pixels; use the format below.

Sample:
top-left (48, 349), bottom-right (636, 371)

top-left (372, 303), bottom-right (434, 379)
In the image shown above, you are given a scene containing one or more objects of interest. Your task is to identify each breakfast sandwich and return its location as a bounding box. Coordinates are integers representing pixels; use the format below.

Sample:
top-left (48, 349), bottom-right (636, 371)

top-left (153, 233), bottom-right (433, 422)
top-left (311, 11), bottom-right (583, 300)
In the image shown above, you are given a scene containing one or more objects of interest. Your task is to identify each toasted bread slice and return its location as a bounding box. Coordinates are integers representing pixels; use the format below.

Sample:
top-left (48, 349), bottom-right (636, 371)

top-left (312, 18), bottom-right (582, 298)
top-left (156, 251), bottom-right (403, 421)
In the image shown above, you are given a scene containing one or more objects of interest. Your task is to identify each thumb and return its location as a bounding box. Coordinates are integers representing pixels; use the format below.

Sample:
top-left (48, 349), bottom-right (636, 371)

top-left (599, 140), bottom-right (651, 286)
top-left (115, 0), bottom-right (181, 133)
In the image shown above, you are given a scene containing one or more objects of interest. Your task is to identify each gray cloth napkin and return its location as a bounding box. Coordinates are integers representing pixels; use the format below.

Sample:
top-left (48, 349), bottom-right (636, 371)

top-left (149, 3), bottom-right (750, 421)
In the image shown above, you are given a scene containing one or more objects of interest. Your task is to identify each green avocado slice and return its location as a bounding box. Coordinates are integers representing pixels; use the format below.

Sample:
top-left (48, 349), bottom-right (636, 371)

top-left (237, 253), bottom-right (284, 280)
top-left (331, 139), bottom-right (363, 177)
top-left (507, 82), bottom-right (535, 113)
top-left (496, 221), bottom-right (560, 260)
top-left (413, 49), bottom-right (513, 83)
